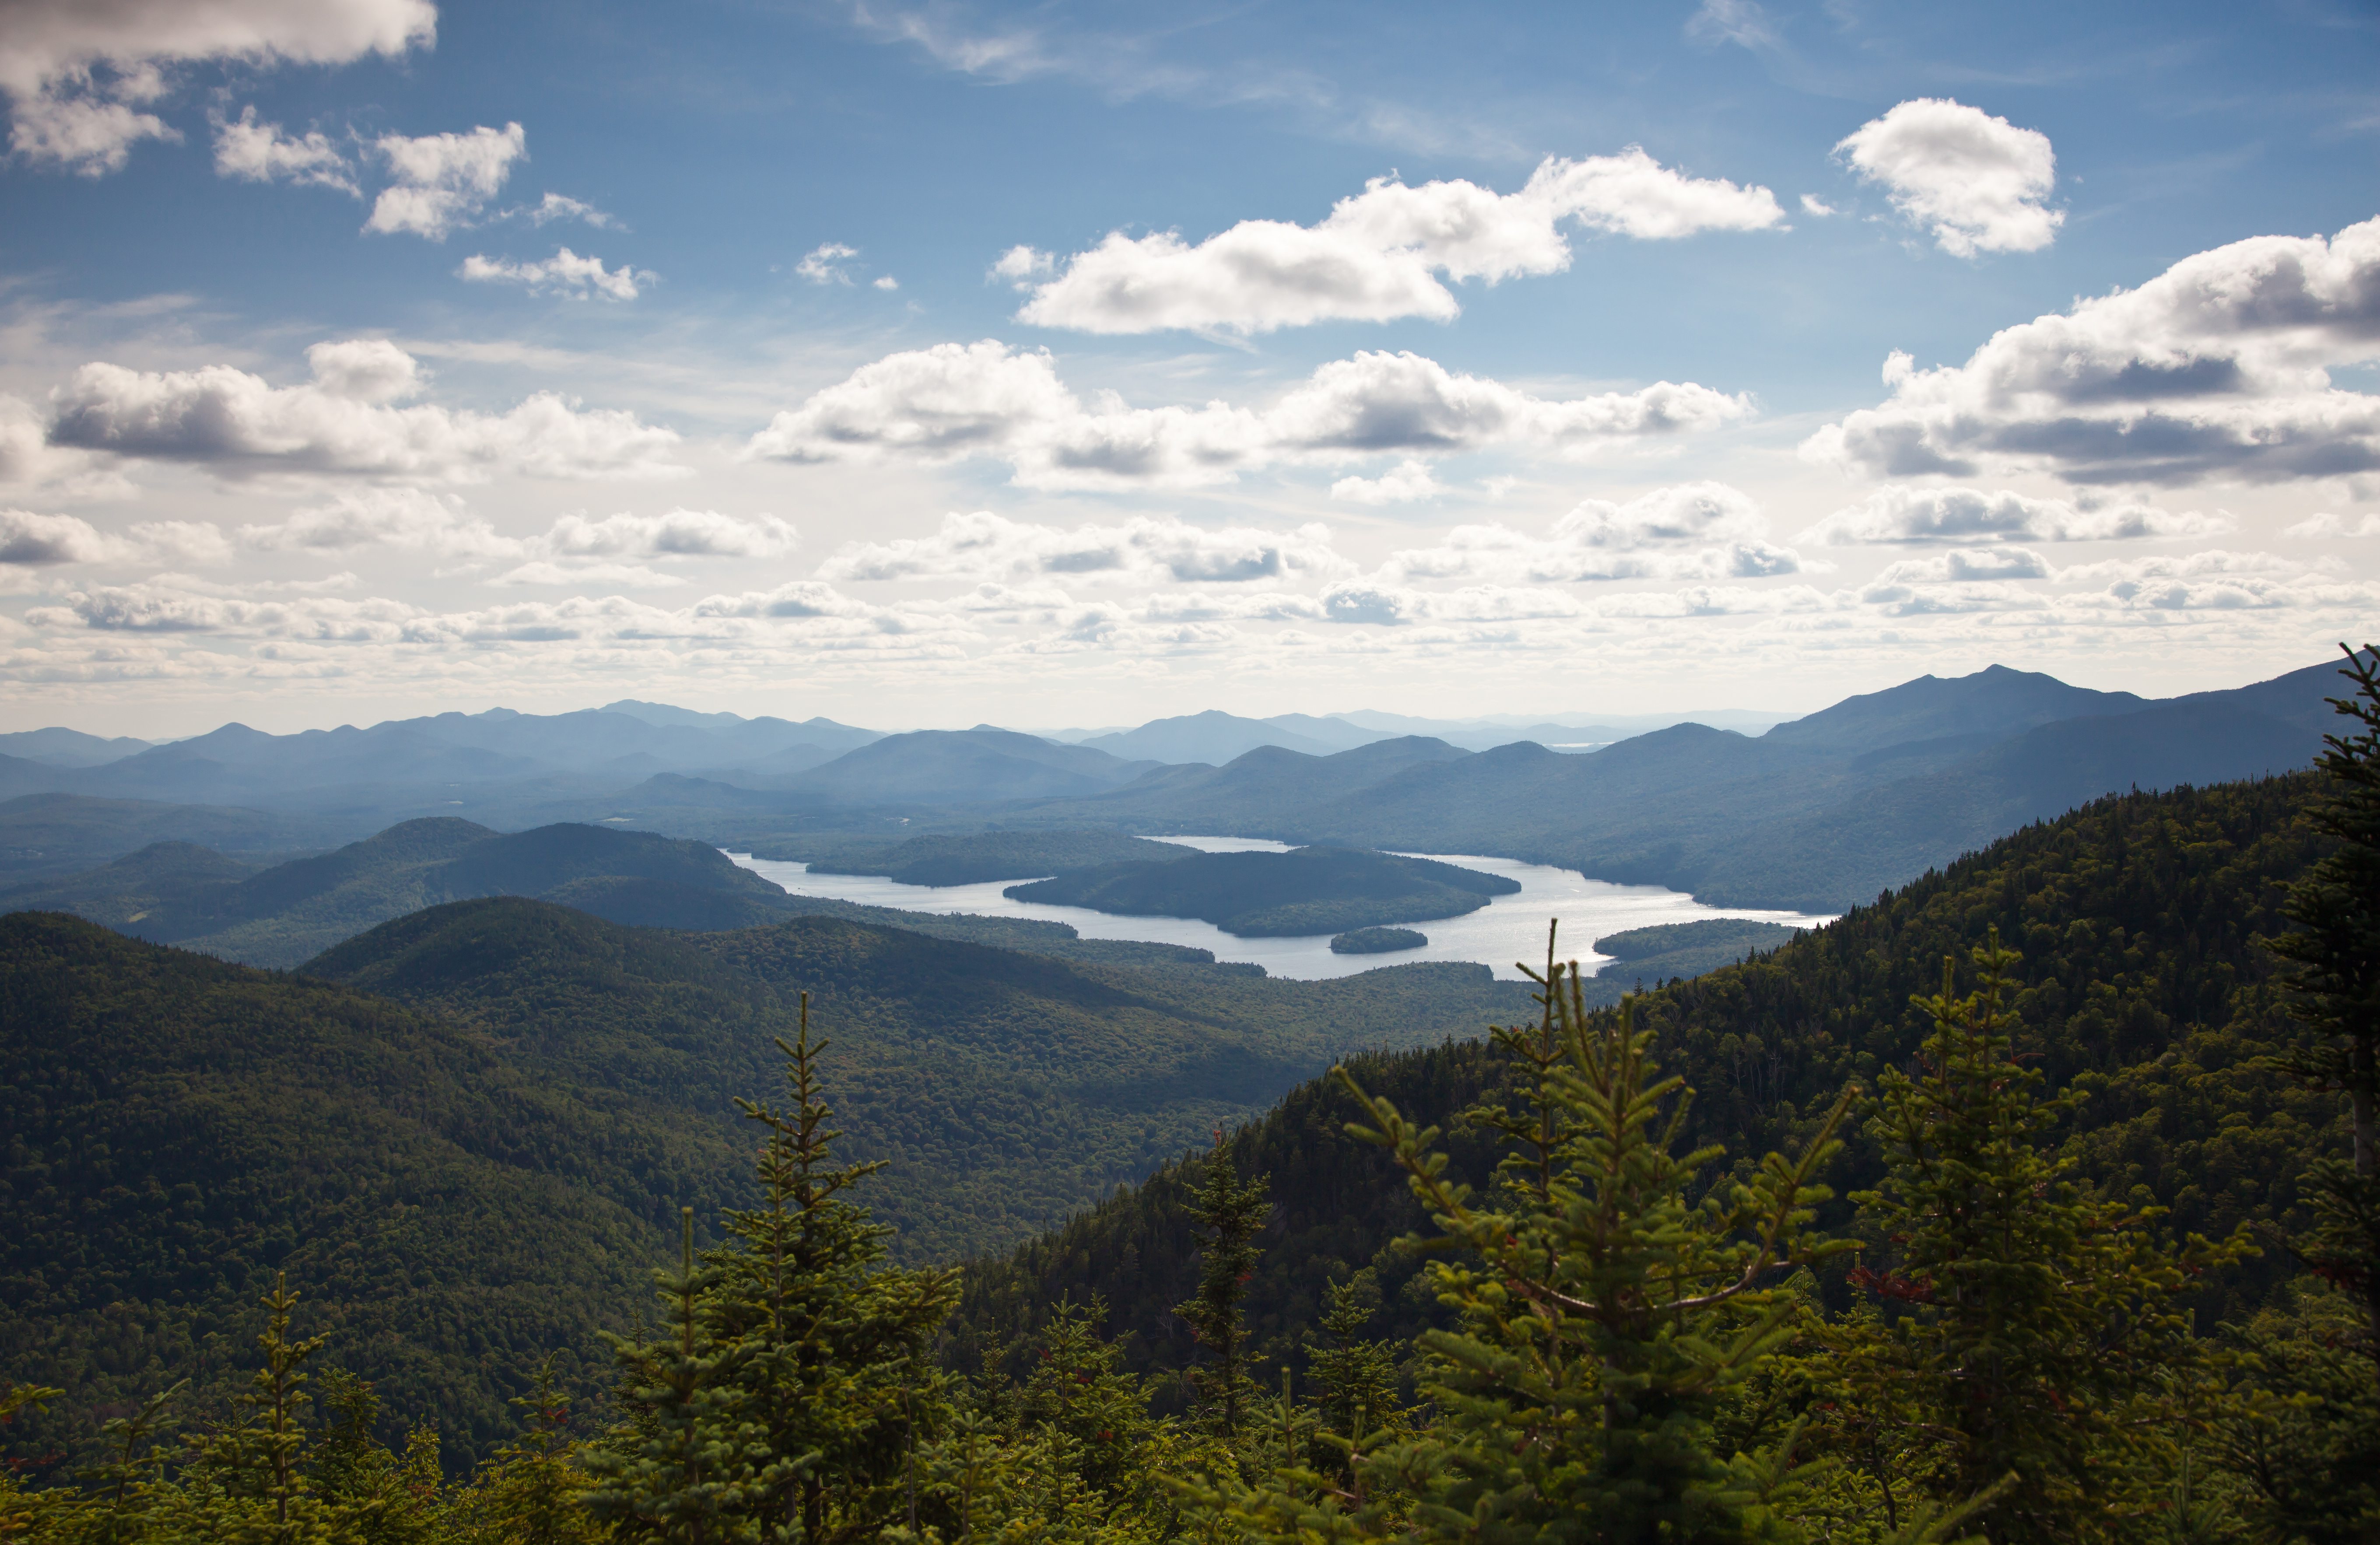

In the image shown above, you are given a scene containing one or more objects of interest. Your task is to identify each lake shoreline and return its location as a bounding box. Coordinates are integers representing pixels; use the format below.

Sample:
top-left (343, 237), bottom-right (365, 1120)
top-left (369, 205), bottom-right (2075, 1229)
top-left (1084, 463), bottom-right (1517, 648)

top-left (726, 836), bottom-right (1834, 982)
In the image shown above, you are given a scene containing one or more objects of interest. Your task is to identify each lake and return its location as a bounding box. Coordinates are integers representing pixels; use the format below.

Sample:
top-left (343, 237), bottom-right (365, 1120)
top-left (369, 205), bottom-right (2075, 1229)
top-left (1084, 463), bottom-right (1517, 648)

top-left (726, 836), bottom-right (1835, 982)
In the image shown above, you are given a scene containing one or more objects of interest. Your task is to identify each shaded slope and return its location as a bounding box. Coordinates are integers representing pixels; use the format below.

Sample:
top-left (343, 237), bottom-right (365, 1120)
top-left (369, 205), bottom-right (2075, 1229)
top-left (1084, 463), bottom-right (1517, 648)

top-left (0, 913), bottom-right (697, 1464)
top-left (952, 774), bottom-right (2341, 1375)
top-left (4, 818), bottom-right (800, 966)
top-left (0, 792), bottom-right (343, 880)
top-left (307, 899), bottom-right (1535, 1261)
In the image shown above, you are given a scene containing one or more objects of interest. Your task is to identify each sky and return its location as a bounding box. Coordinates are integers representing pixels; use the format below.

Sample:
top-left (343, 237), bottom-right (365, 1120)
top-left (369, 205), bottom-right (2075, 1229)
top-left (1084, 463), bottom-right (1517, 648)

top-left (0, 0), bottom-right (2376, 737)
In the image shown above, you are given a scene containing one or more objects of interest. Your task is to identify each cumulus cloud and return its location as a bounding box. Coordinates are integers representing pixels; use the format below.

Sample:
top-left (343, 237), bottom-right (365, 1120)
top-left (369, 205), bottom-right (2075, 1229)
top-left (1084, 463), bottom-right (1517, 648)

top-left (211, 105), bottom-right (355, 192)
top-left (2286, 511), bottom-right (2380, 538)
top-left (0, 394), bottom-right (132, 497)
top-left (0, 0), bottom-right (432, 175)
top-left (239, 487), bottom-right (513, 558)
top-left (1803, 217), bottom-right (2380, 487)
top-left (459, 247), bottom-right (650, 300)
top-left (747, 341), bottom-right (1749, 489)
top-left (1870, 547), bottom-right (2053, 586)
top-left (0, 508), bottom-right (228, 567)
top-left (1800, 486), bottom-right (2236, 544)
top-left (532, 508), bottom-right (796, 562)
top-left (1384, 482), bottom-right (1802, 583)
top-left (0, 508), bottom-right (135, 565)
top-left (796, 243), bottom-right (860, 284)
top-left (242, 492), bottom-right (792, 582)
top-left (47, 339), bottom-right (685, 483)
top-left (1836, 98), bottom-right (2061, 256)
top-left (1330, 459), bottom-right (1441, 504)
top-left (991, 246), bottom-right (1054, 286)
top-left (1012, 150), bottom-right (1785, 334)
top-left (820, 510), bottom-right (1348, 586)
top-left (366, 122), bottom-right (526, 239)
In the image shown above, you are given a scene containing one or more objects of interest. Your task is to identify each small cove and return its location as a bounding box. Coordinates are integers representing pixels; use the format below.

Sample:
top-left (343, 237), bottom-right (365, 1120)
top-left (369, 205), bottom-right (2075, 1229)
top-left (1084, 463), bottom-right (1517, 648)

top-left (727, 836), bottom-right (1834, 982)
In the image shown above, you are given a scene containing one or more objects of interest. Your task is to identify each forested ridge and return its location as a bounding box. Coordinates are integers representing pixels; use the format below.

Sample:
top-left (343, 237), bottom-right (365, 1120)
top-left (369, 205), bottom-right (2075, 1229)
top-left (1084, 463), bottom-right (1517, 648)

top-left (955, 772), bottom-right (2337, 1371)
top-left (4, 659), bottom-right (2379, 1541)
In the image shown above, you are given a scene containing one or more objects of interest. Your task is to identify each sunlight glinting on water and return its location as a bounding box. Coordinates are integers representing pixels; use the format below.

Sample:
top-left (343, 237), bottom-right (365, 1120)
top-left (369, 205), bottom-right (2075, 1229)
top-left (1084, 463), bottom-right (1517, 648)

top-left (726, 836), bottom-right (1835, 982)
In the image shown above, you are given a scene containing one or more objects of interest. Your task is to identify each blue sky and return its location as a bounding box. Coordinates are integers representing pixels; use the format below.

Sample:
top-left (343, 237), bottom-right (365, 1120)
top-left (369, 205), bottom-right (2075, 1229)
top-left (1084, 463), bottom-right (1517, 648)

top-left (0, 0), bottom-right (2375, 735)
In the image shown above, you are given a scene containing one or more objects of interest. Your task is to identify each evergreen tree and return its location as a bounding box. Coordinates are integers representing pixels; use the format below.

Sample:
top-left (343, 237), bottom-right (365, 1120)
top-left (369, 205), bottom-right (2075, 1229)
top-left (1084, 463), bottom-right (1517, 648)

top-left (1303, 1271), bottom-right (1403, 1480)
top-left (1844, 935), bottom-right (2250, 1543)
top-left (581, 1209), bottom-right (751, 1542)
top-left (446, 1359), bottom-right (609, 1545)
top-left (705, 994), bottom-right (957, 1543)
top-left (1254, 931), bottom-right (1857, 1544)
top-left (1174, 1137), bottom-right (1272, 1444)
top-left (2268, 642), bottom-right (2380, 1364)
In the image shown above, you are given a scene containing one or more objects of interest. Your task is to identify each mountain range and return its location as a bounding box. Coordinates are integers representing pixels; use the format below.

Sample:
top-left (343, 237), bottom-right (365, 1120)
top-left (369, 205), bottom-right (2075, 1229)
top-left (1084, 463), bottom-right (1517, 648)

top-left (0, 653), bottom-right (2357, 914)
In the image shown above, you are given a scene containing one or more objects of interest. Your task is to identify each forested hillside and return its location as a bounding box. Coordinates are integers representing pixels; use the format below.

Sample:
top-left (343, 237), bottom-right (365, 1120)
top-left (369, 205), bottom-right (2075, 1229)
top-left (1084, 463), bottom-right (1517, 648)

top-left (0, 897), bottom-right (1531, 1469)
top-left (955, 772), bottom-right (2340, 1368)
top-left (0, 820), bottom-right (797, 966)
top-left (1006, 846), bottom-right (1520, 935)
top-left (309, 900), bottom-right (1535, 1260)
top-left (0, 914), bottom-right (678, 1461)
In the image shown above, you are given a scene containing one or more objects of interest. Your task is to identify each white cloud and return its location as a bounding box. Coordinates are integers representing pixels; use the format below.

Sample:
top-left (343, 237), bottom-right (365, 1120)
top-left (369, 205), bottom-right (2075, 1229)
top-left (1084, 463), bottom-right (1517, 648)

top-left (2286, 511), bottom-right (2380, 538)
top-left (1012, 150), bottom-right (1786, 334)
top-left (489, 560), bottom-right (684, 590)
top-left (1800, 194), bottom-right (1836, 217)
top-left (2056, 549), bottom-right (2322, 586)
top-left (1803, 217), bottom-right (2380, 486)
top-left (242, 493), bottom-right (792, 580)
top-left (0, 508), bottom-right (133, 565)
top-left (873, 275), bottom-right (901, 291)
top-left (0, 0), bottom-right (432, 175)
top-left (459, 247), bottom-right (650, 301)
top-left (366, 122), bottom-right (526, 239)
top-left (47, 339), bottom-right (684, 483)
top-left (0, 394), bottom-right (132, 498)
top-left (211, 106), bottom-right (355, 193)
top-left (1384, 482), bottom-right (1802, 583)
top-left (239, 488), bottom-right (514, 558)
top-left (1870, 547), bottom-right (2052, 586)
top-left (1800, 486), bottom-right (2236, 544)
top-left (1318, 580), bottom-right (1589, 626)
top-left (820, 510), bottom-right (1349, 586)
top-left (747, 341), bottom-right (1750, 489)
top-left (796, 243), bottom-right (860, 284)
top-left (0, 508), bottom-right (228, 567)
top-left (521, 192), bottom-right (615, 228)
top-left (1835, 98), bottom-right (2061, 256)
top-left (2094, 574), bottom-right (2380, 612)
top-left (533, 508), bottom-right (796, 562)
top-left (1330, 459), bottom-right (1441, 504)
top-left (991, 246), bottom-right (1054, 287)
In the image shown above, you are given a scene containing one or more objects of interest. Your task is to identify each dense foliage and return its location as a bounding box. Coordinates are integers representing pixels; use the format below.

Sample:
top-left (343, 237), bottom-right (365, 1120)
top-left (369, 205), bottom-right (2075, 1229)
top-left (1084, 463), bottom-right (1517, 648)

top-left (1329, 928), bottom-right (1425, 955)
top-left (954, 770), bottom-right (2341, 1367)
top-left (1, 898), bottom-right (1530, 1473)
top-left (1589, 918), bottom-right (1804, 984)
top-left (1007, 846), bottom-right (1520, 937)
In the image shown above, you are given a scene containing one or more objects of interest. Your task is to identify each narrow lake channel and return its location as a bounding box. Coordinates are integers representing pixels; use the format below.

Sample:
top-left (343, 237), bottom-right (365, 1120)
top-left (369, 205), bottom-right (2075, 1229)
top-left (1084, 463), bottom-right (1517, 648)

top-left (727, 836), bottom-right (1835, 982)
